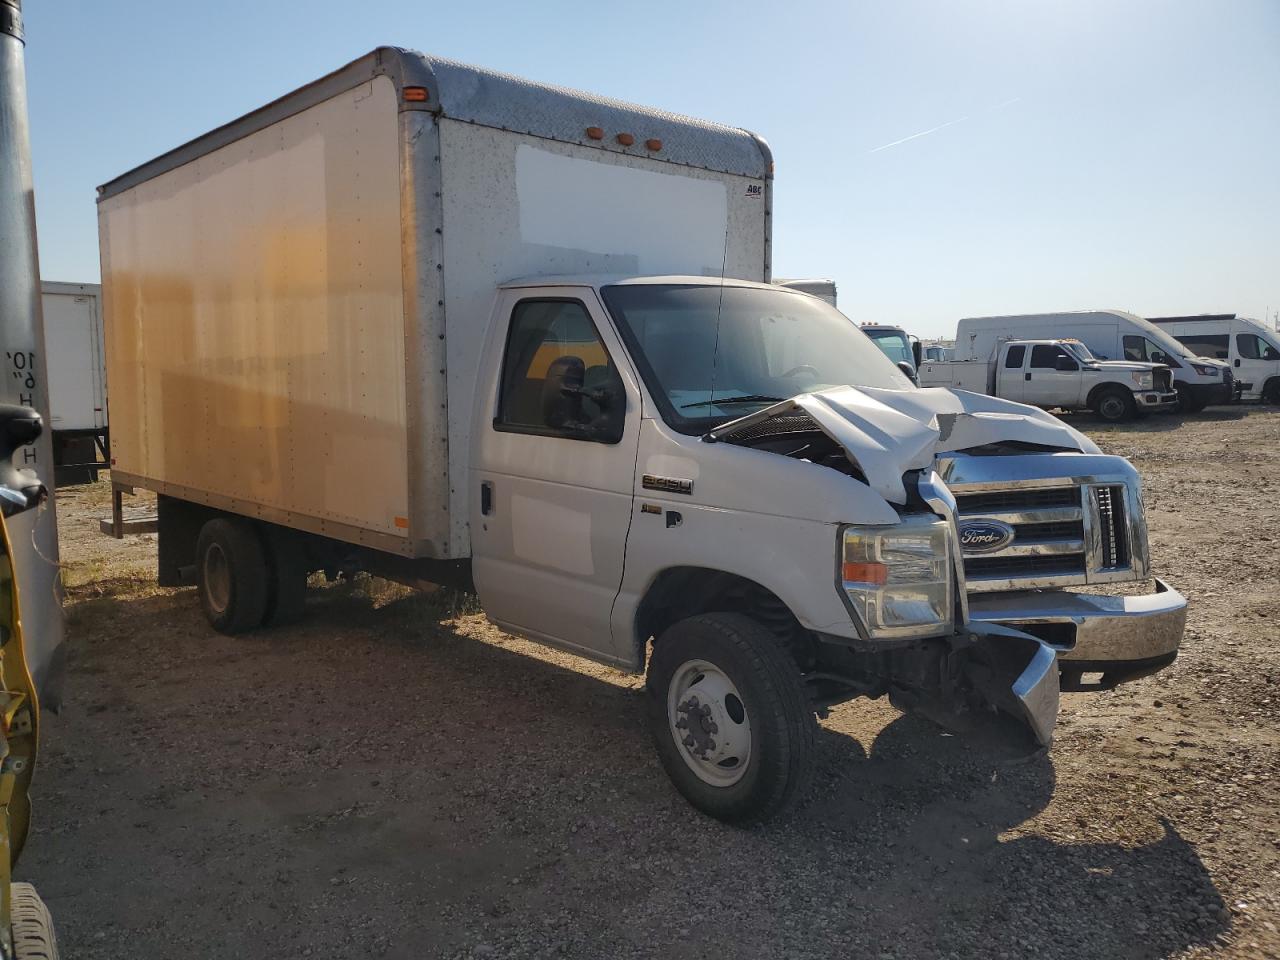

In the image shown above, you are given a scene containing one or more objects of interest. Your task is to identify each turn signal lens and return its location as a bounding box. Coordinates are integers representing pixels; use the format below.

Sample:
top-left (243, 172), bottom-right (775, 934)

top-left (841, 561), bottom-right (887, 585)
top-left (403, 86), bottom-right (429, 102)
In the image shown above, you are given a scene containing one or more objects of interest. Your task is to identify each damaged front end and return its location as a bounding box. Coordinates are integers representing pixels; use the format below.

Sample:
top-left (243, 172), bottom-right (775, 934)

top-left (705, 384), bottom-right (1186, 746)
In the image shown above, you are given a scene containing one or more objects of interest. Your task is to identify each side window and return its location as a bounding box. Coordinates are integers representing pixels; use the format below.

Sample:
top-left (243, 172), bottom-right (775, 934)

top-left (1030, 344), bottom-right (1069, 368)
top-left (1004, 344), bottom-right (1026, 368)
top-left (495, 299), bottom-right (624, 443)
top-left (1237, 334), bottom-right (1261, 360)
top-left (1176, 333), bottom-right (1229, 359)
top-left (1122, 335), bottom-right (1147, 362)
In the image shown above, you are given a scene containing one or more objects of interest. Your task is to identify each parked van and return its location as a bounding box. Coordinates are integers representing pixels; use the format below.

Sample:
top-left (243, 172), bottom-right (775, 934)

top-left (1149, 314), bottom-right (1280, 404)
top-left (955, 311), bottom-right (1235, 413)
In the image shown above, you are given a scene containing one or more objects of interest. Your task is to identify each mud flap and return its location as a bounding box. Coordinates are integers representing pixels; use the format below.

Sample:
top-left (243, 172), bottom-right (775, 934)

top-left (965, 621), bottom-right (1061, 746)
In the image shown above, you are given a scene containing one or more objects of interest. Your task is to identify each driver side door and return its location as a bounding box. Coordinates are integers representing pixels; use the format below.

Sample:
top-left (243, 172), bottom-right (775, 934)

top-left (1022, 343), bottom-right (1082, 407)
top-left (469, 289), bottom-right (641, 665)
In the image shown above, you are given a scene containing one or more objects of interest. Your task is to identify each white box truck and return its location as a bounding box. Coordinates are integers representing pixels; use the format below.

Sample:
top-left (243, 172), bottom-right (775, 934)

top-left (918, 337), bottom-right (1176, 421)
top-left (1149, 314), bottom-right (1280, 404)
top-left (99, 48), bottom-right (1186, 822)
top-left (954, 311), bottom-right (1235, 412)
top-left (773, 278), bottom-right (837, 306)
top-left (40, 280), bottom-right (108, 484)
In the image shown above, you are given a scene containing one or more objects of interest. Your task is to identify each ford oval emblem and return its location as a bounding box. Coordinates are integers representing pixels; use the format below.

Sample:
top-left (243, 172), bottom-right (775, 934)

top-left (958, 519), bottom-right (1015, 554)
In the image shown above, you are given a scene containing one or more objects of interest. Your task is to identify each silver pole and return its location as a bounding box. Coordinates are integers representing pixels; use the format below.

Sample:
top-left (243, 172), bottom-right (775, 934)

top-left (0, 0), bottom-right (66, 707)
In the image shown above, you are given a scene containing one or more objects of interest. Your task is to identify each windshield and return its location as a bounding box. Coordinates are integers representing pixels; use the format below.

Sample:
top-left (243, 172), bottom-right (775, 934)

top-left (863, 329), bottom-right (914, 367)
top-left (1062, 340), bottom-right (1096, 362)
top-left (601, 284), bottom-right (913, 433)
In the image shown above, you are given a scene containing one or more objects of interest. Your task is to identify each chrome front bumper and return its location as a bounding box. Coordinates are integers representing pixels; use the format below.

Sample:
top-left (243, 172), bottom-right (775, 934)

top-left (968, 578), bottom-right (1187, 689)
top-left (1137, 390), bottom-right (1178, 409)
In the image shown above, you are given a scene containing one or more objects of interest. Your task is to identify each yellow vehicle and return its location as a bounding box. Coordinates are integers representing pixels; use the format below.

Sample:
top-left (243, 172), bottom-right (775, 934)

top-left (0, 403), bottom-right (57, 959)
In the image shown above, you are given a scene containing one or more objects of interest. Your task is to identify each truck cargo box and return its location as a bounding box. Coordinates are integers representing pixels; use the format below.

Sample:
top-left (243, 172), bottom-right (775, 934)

top-left (98, 47), bottom-right (772, 560)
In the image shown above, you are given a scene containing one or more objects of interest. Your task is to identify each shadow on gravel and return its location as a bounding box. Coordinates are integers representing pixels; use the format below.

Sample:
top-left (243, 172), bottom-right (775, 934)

top-left (32, 583), bottom-right (1229, 960)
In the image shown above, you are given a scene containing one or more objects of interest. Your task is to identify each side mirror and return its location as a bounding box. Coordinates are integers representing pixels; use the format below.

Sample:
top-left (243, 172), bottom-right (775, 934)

top-left (911, 340), bottom-right (923, 369)
top-left (0, 404), bottom-right (45, 517)
top-left (896, 360), bottom-right (919, 385)
top-left (1054, 355), bottom-right (1078, 371)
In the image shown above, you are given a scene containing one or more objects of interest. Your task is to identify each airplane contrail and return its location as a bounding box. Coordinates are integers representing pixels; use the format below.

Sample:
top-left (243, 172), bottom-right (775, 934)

top-left (868, 97), bottom-right (1022, 154)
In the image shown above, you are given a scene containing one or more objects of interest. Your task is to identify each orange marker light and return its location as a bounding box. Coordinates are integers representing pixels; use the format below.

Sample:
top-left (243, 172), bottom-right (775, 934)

top-left (842, 562), bottom-right (887, 585)
top-left (585, 126), bottom-right (604, 140)
top-left (403, 86), bottom-right (429, 102)
top-left (616, 132), bottom-right (635, 146)
top-left (394, 516), bottom-right (410, 529)
top-left (645, 138), bottom-right (663, 151)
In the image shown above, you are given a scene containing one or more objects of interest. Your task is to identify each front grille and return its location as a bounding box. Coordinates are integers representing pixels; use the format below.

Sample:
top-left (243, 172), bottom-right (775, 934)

top-left (953, 487), bottom-right (1079, 513)
top-left (1155, 368), bottom-right (1171, 392)
top-left (952, 480), bottom-right (1136, 591)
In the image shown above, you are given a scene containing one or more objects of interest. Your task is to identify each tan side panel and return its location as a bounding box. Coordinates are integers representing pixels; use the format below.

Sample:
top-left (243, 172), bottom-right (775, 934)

top-left (100, 77), bottom-right (409, 538)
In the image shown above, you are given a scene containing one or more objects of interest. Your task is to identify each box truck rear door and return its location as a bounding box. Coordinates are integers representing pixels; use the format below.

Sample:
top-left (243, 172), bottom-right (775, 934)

top-left (470, 289), bottom-right (640, 663)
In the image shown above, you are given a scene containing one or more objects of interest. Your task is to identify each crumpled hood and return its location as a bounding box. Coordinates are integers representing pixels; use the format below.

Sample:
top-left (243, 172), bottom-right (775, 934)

top-left (732, 385), bottom-right (1100, 505)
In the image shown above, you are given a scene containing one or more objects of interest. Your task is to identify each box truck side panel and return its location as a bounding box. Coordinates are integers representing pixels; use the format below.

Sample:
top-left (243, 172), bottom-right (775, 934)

top-left (100, 76), bottom-right (414, 550)
top-left (434, 119), bottom-right (768, 553)
top-left (41, 284), bottom-right (104, 432)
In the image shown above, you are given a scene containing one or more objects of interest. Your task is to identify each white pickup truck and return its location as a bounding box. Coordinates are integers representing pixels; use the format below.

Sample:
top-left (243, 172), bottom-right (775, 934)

top-left (920, 338), bottom-right (1177, 421)
top-left (99, 48), bottom-right (1188, 823)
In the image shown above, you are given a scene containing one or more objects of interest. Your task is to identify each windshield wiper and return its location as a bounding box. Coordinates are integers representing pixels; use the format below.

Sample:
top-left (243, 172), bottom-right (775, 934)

top-left (681, 394), bottom-right (786, 409)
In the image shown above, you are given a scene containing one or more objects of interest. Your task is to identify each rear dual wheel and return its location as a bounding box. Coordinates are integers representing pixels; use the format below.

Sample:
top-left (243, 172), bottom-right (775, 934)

top-left (195, 518), bottom-right (308, 634)
top-left (646, 614), bottom-right (815, 824)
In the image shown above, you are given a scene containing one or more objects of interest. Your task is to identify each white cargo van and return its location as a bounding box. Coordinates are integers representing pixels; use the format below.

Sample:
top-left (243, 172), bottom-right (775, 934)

top-left (99, 48), bottom-right (1186, 823)
top-left (956, 311), bottom-right (1235, 412)
top-left (1149, 314), bottom-right (1280, 404)
top-left (40, 281), bottom-right (108, 484)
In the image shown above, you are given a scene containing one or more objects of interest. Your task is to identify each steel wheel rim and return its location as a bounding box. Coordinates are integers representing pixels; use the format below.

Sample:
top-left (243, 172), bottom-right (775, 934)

top-left (667, 659), bottom-right (752, 786)
top-left (203, 543), bottom-right (231, 614)
top-left (1100, 396), bottom-right (1125, 420)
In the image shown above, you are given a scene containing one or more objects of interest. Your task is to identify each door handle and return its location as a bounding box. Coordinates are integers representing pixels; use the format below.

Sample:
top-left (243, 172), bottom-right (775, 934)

top-left (1025, 372), bottom-right (1032, 381)
top-left (480, 481), bottom-right (493, 515)
top-left (1235, 359), bottom-right (1241, 367)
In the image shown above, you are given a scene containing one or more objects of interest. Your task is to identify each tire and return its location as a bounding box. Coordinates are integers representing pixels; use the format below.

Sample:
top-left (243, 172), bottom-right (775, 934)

top-left (1173, 384), bottom-right (1193, 414)
top-left (1263, 379), bottom-right (1280, 405)
top-left (195, 518), bottom-right (269, 634)
top-left (263, 527), bottom-right (309, 627)
top-left (646, 613), bottom-right (815, 824)
top-left (1094, 387), bottom-right (1137, 422)
top-left (11, 882), bottom-right (59, 959)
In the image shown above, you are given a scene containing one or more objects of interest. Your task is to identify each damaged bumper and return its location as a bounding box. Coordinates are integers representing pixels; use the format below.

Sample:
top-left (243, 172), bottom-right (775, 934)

top-left (967, 578), bottom-right (1187, 691)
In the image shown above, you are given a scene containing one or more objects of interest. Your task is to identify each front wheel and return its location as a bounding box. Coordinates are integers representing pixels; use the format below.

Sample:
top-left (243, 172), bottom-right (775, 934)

top-left (646, 613), bottom-right (815, 824)
top-left (1094, 387), bottom-right (1137, 422)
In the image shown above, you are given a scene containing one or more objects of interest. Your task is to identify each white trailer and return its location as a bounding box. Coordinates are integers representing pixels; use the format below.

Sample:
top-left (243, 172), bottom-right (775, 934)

top-left (99, 48), bottom-right (1186, 823)
top-left (773, 278), bottom-right (837, 306)
top-left (40, 281), bottom-right (108, 484)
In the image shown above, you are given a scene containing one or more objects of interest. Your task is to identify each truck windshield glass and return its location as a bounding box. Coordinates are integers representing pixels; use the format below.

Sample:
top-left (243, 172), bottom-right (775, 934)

top-left (1062, 341), bottom-right (1096, 362)
top-left (863, 329), bottom-right (913, 367)
top-left (601, 284), bottom-right (913, 433)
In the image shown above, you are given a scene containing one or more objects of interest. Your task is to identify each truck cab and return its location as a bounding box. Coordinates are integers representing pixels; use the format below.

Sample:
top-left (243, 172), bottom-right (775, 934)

top-left (859, 324), bottom-right (917, 380)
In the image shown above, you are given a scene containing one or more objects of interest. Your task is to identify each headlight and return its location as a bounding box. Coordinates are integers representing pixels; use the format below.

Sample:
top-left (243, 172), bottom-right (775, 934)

top-left (1130, 371), bottom-right (1154, 390)
top-left (1190, 363), bottom-right (1218, 377)
top-left (840, 516), bottom-right (954, 640)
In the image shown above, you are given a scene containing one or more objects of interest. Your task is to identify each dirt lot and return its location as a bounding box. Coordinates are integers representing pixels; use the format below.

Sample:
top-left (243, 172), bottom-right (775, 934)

top-left (18, 407), bottom-right (1280, 959)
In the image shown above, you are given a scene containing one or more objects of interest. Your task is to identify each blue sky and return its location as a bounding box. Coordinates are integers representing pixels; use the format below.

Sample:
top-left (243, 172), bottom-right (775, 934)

top-left (23, 0), bottom-right (1280, 338)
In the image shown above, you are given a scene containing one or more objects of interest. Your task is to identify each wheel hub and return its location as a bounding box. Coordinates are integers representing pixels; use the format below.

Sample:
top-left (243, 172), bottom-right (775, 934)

top-left (667, 660), bottom-right (752, 786)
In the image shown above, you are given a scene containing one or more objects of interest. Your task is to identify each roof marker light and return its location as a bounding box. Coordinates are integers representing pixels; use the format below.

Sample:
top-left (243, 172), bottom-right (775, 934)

top-left (645, 138), bottom-right (662, 151)
top-left (585, 127), bottom-right (604, 140)
top-left (616, 133), bottom-right (635, 146)
top-left (403, 86), bottom-right (429, 102)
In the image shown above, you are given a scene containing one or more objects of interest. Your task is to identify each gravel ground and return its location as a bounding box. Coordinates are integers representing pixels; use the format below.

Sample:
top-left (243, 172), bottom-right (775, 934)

top-left (18, 407), bottom-right (1280, 959)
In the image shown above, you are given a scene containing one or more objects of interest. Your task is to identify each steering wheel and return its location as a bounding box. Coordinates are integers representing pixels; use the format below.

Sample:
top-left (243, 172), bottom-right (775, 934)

top-left (781, 364), bottom-right (820, 381)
